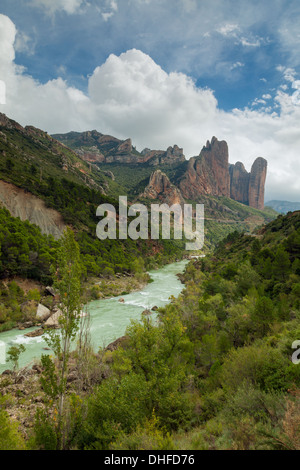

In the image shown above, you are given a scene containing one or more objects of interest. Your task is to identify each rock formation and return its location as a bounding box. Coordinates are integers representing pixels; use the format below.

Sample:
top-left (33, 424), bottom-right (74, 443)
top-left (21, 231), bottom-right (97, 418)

top-left (145, 145), bottom-right (186, 166)
top-left (178, 137), bottom-right (267, 210)
top-left (54, 130), bottom-right (186, 167)
top-left (141, 170), bottom-right (185, 206)
top-left (229, 162), bottom-right (250, 205)
top-left (179, 137), bottom-right (230, 200)
top-left (248, 157), bottom-right (268, 210)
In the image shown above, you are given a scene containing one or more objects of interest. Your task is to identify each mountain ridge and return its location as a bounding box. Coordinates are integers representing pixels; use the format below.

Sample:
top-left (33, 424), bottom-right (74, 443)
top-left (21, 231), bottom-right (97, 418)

top-left (53, 130), bottom-right (268, 210)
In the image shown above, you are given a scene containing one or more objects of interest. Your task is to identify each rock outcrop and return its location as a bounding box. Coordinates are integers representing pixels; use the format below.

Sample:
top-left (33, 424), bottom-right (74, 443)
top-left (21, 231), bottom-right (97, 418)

top-left (54, 130), bottom-right (186, 167)
top-left (0, 180), bottom-right (66, 239)
top-left (53, 126), bottom-right (268, 210)
top-left (141, 170), bottom-right (185, 206)
top-left (248, 157), bottom-right (268, 210)
top-left (0, 113), bottom-right (24, 132)
top-left (179, 137), bottom-right (230, 200)
top-left (178, 137), bottom-right (267, 210)
top-left (144, 145), bottom-right (186, 166)
top-left (229, 162), bottom-right (250, 205)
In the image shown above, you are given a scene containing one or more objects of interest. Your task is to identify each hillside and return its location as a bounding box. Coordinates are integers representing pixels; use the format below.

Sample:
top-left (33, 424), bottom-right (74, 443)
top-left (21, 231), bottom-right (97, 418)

top-left (0, 113), bottom-right (189, 329)
top-left (54, 132), bottom-right (269, 210)
top-left (1, 210), bottom-right (299, 450)
top-left (53, 129), bottom-right (277, 250)
top-left (0, 113), bottom-right (277, 255)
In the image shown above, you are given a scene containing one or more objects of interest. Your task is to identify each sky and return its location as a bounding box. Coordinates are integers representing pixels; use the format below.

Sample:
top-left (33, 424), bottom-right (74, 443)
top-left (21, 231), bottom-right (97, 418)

top-left (0, 0), bottom-right (300, 202)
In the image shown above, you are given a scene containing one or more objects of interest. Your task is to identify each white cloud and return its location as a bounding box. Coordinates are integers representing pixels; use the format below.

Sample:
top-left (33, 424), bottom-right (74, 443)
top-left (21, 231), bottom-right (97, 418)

top-left (30, 0), bottom-right (119, 18)
top-left (14, 31), bottom-right (34, 55)
top-left (0, 14), bottom-right (299, 202)
top-left (30, 0), bottom-right (84, 15)
top-left (252, 98), bottom-right (267, 106)
top-left (230, 62), bottom-right (244, 70)
top-left (0, 81), bottom-right (6, 105)
top-left (217, 23), bottom-right (240, 37)
top-left (0, 14), bottom-right (16, 65)
top-left (181, 0), bottom-right (197, 12)
top-left (216, 23), bottom-right (263, 48)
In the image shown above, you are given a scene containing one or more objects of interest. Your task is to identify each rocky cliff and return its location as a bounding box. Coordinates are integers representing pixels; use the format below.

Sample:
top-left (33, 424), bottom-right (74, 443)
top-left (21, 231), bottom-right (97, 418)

top-left (53, 127), bottom-right (268, 210)
top-left (0, 180), bottom-right (66, 239)
top-left (178, 137), bottom-right (267, 210)
top-left (179, 137), bottom-right (230, 200)
top-left (53, 130), bottom-right (186, 167)
top-left (248, 157), bottom-right (268, 211)
top-left (142, 145), bottom-right (186, 166)
top-left (229, 162), bottom-right (250, 205)
top-left (141, 170), bottom-right (185, 206)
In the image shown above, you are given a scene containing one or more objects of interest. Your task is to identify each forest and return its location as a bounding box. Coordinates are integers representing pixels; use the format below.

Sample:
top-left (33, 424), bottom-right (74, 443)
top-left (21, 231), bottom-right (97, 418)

top-left (1, 211), bottom-right (299, 450)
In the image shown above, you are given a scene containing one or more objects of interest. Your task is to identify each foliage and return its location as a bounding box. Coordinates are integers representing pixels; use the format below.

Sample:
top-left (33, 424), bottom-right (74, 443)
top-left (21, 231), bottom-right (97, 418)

top-left (7, 344), bottom-right (26, 373)
top-left (0, 397), bottom-right (26, 450)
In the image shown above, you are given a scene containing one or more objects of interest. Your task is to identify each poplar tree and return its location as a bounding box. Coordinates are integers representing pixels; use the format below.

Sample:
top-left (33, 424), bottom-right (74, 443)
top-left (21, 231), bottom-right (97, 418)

top-left (44, 228), bottom-right (83, 449)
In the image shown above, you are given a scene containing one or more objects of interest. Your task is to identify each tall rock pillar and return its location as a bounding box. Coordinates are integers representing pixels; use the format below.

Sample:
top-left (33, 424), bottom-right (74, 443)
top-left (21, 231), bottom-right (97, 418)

top-left (248, 157), bottom-right (267, 210)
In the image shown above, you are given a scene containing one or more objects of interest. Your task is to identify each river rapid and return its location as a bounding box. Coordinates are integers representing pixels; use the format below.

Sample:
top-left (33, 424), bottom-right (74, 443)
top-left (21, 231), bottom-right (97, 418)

top-left (0, 259), bottom-right (189, 372)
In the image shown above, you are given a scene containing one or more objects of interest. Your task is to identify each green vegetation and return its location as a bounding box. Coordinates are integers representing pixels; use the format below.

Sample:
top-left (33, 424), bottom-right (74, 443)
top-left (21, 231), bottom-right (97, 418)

top-left (0, 396), bottom-right (26, 450)
top-left (1, 210), bottom-right (298, 451)
top-left (7, 344), bottom-right (26, 373)
top-left (0, 122), bottom-right (188, 279)
top-left (1, 116), bottom-right (294, 451)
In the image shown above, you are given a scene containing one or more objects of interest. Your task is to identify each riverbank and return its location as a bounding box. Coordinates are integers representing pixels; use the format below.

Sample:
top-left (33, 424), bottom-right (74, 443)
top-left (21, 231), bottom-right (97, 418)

top-left (83, 272), bottom-right (151, 302)
top-left (0, 272), bottom-right (153, 335)
top-left (0, 259), bottom-right (189, 373)
top-left (0, 252), bottom-right (193, 335)
top-left (0, 259), bottom-right (190, 441)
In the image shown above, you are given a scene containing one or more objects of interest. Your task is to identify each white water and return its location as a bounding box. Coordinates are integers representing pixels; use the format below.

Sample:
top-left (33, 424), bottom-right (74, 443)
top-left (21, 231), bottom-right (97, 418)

top-left (0, 260), bottom-right (188, 372)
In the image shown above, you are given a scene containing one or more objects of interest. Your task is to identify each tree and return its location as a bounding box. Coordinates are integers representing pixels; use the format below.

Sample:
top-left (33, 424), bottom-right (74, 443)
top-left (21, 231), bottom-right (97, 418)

top-left (7, 344), bottom-right (26, 373)
top-left (43, 228), bottom-right (83, 449)
top-left (273, 247), bottom-right (291, 281)
top-left (250, 296), bottom-right (275, 336)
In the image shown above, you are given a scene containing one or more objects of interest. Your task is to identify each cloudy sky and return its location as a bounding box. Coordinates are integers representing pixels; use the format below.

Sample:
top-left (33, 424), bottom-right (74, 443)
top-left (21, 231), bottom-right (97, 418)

top-left (0, 0), bottom-right (300, 202)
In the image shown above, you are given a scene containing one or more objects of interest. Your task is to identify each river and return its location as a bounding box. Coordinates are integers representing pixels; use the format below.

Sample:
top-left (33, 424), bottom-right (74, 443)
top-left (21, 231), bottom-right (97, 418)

top-left (0, 259), bottom-right (189, 372)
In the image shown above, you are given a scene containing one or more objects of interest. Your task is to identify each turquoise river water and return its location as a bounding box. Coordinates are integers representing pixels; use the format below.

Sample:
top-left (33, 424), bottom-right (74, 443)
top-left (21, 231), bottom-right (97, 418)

top-left (0, 259), bottom-right (188, 372)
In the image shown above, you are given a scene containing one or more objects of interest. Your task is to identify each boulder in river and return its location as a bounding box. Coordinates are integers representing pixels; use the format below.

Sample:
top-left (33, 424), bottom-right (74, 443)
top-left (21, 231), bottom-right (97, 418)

top-left (44, 308), bottom-right (62, 329)
top-left (105, 336), bottom-right (128, 352)
top-left (25, 328), bottom-right (44, 338)
top-left (36, 304), bottom-right (51, 322)
top-left (142, 309), bottom-right (152, 316)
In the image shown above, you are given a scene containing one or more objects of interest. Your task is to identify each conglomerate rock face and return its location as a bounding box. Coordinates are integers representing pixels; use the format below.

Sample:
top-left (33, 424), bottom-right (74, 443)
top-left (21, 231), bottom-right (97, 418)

top-left (229, 162), bottom-right (250, 205)
top-left (179, 137), bottom-right (267, 210)
top-left (248, 157), bottom-right (268, 210)
top-left (179, 137), bottom-right (230, 200)
top-left (141, 169), bottom-right (185, 206)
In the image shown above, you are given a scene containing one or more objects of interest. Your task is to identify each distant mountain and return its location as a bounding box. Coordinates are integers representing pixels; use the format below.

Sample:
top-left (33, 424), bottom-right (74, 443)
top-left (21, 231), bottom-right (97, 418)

top-left (0, 112), bottom-right (277, 256)
top-left (265, 200), bottom-right (300, 214)
top-left (54, 132), bottom-right (268, 211)
top-left (52, 130), bottom-right (186, 167)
